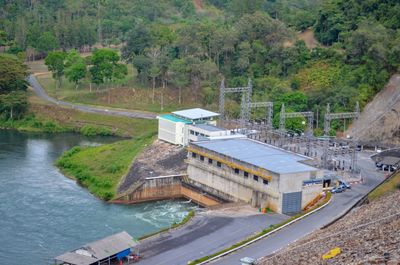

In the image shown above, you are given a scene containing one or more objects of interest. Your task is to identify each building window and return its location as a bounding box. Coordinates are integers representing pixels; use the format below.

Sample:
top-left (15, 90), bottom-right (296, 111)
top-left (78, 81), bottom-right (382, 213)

top-left (200, 155), bottom-right (204, 161)
top-left (234, 168), bottom-right (240, 174)
top-left (195, 132), bottom-right (199, 136)
top-left (208, 158), bottom-right (213, 164)
top-left (253, 175), bottom-right (259, 181)
top-left (192, 152), bottom-right (197, 158)
top-left (190, 130), bottom-right (195, 135)
top-left (244, 172), bottom-right (249, 178)
top-left (217, 161), bottom-right (222, 168)
top-left (263, 179), bottom-right (269, 185)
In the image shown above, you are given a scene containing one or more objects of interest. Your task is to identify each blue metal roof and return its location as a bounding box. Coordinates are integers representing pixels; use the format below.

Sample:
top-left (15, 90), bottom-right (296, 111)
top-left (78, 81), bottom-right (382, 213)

top-left (192, 138), bottom-right (318, 174)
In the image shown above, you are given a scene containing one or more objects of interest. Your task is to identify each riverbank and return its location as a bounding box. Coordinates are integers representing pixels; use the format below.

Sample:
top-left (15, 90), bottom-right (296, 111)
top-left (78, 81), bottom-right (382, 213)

top-left (0, 130), bottom-right (196, 265)
top-left (56, 133), bottom-right (156, 200)
top-left (0, 93), bottom-right (157, 138)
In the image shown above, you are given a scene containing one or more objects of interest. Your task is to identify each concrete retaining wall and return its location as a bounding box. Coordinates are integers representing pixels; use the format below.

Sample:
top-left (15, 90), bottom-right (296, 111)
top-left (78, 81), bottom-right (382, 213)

top-left (114, 175), bottom-right (222, 207)
top-left (126, 176), bottom-right (182, 203)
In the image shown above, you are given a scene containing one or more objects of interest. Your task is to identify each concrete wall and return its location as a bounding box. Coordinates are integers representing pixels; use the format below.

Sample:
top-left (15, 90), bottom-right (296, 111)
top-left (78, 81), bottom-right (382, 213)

top-left (116, 175), bottom-right (222, 207)
top-left (187, 149), bottom-right (323, 213)
top-left (187, 158), bottom-right (280, 209)
top-left (126, 176), bottom-right (182, 203)
top-left (301, 184), bottom-right (323, 209)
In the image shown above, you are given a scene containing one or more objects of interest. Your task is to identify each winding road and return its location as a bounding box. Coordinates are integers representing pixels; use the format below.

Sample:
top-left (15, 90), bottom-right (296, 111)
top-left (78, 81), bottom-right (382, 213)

top-left (28, 75), bottom-right (157, 120)
top-left (28, 75), bottom-right (386, 265)
top-left (210, 152), bottom-right (385, 265)
top-left (134, 152), bottom-right (384, 265)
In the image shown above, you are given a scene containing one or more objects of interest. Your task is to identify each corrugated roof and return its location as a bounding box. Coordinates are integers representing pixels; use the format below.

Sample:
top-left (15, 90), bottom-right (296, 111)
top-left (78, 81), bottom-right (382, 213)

top-left (192, 138), bottom-right (318, 174)
top-left (172, 108), bottom-right (219, 120)
top-left (55, 231), bottom-right (137, 265)
top-left (192, 124), bottom-right (226, 132)
top-left (380, 156), bottom-right (400, 166)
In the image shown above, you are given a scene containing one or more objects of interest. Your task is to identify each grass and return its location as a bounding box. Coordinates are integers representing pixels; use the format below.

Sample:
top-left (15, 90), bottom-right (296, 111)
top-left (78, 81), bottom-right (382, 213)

top-left (138, 210), bottom-right (195, 241)
top-left (0, 113), bottom-right (73, 133)
top-left (368, 172), bottom-right (400, 201)
top-left (187, 192), bottom-right (332, 265)
top-left (27, 60), bottom-right (204, 114)
top-left (28, 93), bottom-right (157, 138)
top-left (55, 133), bottom-right (156, 200)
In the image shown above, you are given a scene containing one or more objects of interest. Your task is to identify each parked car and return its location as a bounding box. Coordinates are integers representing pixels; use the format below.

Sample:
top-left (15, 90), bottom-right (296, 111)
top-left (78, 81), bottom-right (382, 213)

top-left (331, 185), bottom-right (346, 193)
top-left (338, 180), bottom-right (351, 189)
top-left (240, 257), bottom-right (256, 265)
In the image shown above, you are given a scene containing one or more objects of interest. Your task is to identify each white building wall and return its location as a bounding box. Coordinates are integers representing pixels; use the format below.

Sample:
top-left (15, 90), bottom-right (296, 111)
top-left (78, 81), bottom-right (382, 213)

top-left (158, 118), bottom-right (178, 144)
top-left (175, 122), bottom-right (186, 145)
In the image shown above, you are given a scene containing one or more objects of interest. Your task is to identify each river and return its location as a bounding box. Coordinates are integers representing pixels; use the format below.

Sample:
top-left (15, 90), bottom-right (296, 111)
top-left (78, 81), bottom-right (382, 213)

top-left (0, 130), bottom-right (196, 265)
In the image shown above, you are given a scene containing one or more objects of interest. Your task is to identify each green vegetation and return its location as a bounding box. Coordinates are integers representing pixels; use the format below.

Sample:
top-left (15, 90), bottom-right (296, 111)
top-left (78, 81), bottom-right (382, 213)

top-left (0, 55), bottom-right (28, 120)
top-left (2, 0), bottom-right (399, 134)
top-left (188, 192), bottom-right (332, 265)
top-left (0, 113), bottom-right (70, 133)
top-left (24, 81), bottom-right (158, 136)
top-left (368, 172), bottom-right (400, 201)
top-left (138, 210), bottom-right (195, 241)
top-left (56, 134), bottom-right (156, 200)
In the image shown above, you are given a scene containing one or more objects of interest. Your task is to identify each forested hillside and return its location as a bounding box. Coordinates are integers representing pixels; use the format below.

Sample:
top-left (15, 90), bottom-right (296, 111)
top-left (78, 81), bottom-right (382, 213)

top-left (1, 0), bottom-right (399, 134)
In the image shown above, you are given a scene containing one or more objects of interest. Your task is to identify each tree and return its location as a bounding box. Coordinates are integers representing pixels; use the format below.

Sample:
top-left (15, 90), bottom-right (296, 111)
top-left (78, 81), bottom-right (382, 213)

top-left (65, 50), bottom-right (87, 90)
top-left (90, 48), bottom-right (127, 91)
top-left (122, 23), bottom-right (153, 61)
top-left (146, 47), bottom-right (161, 104)
top-left (169, 59), bottom-right (189, 104)
top-left (0, 91), bottom-right (28, 120)
top-left (0, 30), bottom-right (8, 46)
top-left (0, 55), bottom-right (28, 94)
top-left (0, 55), bottom-right (29, 120)
top-left (45, 51), bottom-right (66, 98)
top-left (36, 32), bottom-right (59, 54)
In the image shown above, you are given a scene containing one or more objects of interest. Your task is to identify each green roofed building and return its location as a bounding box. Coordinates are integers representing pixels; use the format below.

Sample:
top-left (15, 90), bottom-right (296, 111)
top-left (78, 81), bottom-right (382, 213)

top-left (157, 108), bottom-right (220, 145)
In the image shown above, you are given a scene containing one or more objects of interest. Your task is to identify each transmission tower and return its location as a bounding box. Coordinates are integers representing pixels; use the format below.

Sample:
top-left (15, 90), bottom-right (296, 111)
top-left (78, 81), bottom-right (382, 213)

top-left (248, 102), bottom-right (274, 128)
top-left (279, 104), bottom-right (314, 136)
top-left (324, 102), bottom-right (360, 136)
top-left (323, 102), bottom-right (360, 173)
top-left (219, 78), bottom-right (252, 128)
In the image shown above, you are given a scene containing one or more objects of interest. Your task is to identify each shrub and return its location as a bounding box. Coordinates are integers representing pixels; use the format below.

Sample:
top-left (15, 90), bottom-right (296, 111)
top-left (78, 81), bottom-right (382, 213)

top-left (80, 125), bottom-right (113, 136)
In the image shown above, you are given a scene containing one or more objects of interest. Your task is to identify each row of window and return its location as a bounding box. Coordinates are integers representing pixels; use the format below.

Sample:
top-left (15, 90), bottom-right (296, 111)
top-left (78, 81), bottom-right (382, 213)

top-left (189, 130), bottom-right (209, 138)
top-left (191, 152), bottom-right (269, 185)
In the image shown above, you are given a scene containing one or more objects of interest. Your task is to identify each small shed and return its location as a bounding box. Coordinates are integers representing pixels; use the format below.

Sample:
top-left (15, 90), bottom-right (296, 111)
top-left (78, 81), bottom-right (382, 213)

top-left (54, 231), bottom-right (138, 265)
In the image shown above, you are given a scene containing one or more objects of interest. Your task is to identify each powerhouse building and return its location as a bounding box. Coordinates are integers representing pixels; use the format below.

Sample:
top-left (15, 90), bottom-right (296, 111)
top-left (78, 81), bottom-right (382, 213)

top-left (158, 108), bottom-right (241, 146)
top-left (186, 138), bottom-right (323, 214)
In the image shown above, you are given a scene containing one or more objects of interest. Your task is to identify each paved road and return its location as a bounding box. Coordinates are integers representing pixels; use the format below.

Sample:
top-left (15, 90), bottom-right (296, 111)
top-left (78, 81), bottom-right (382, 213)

top-left (28, 75), bottom-right (157, 120)
top-left (137, 210), bottom-right (289, 265)
top-left (210, 152), bottom-right (385, 265)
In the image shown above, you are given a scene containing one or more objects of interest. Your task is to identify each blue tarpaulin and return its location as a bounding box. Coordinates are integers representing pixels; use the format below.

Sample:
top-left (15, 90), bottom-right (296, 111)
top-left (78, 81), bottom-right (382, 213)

top-left (116, 248), bottom-right (131, 260)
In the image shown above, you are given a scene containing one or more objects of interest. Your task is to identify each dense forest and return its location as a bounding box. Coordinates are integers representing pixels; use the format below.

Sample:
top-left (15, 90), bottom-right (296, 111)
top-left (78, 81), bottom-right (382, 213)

top-left (1, 0), bottom-right (399, 133)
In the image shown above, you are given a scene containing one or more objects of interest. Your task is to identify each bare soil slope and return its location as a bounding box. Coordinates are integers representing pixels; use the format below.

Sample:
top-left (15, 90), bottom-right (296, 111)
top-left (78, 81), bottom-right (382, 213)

top-left (348, 74), bottom-right (400, 146)
top-left (259, 189), bottom-right (400, 265)
top-left (118, 140), bottom-right (187, 193)
top-left (298, 29), bottom-right (319, 49)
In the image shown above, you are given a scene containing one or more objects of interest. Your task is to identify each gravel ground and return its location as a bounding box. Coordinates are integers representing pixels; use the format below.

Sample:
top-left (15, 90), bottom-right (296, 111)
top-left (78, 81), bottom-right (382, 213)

top-left (259, 190), bottom-right (400, 265)
top-left (118, 140), bottom-right (187, 193)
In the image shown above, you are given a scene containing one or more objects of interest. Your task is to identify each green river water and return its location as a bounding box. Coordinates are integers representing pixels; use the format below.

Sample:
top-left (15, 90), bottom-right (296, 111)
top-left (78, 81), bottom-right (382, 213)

top-left (0, 130), bottom-right (196, 265)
